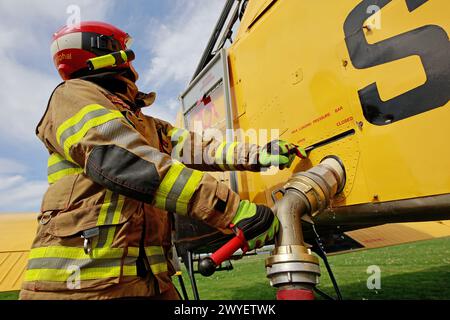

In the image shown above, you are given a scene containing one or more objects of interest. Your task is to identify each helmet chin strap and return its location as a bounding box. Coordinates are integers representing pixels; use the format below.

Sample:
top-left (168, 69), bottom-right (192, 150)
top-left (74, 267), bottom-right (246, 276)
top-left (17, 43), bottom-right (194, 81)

top-left (127, 64), bottom-right (139, 82)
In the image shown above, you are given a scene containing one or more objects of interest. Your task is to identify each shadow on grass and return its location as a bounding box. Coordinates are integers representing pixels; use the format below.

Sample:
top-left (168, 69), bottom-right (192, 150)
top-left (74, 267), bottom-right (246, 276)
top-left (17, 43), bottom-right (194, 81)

top-left (331, 265), bottom-right (450, 300)
top-left (227, 265), bottom-right (450, 300)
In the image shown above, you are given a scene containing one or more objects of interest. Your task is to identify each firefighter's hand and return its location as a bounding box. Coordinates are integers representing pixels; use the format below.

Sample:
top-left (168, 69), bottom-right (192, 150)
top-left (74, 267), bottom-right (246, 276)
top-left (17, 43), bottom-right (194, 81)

top-left (259, 140), bottom-right (307, 169)
top-left (230, 200), bottom-right (279, 250)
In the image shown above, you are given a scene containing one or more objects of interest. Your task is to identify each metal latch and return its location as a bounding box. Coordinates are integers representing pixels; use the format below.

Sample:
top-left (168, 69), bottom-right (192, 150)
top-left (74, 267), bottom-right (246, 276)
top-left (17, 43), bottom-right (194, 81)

top-left (81, 227), bottom-right (100, 255)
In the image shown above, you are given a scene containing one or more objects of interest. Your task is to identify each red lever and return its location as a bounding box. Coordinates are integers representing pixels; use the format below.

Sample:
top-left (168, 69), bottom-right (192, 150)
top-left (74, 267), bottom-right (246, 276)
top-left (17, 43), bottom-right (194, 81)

top-left (211, 231), bottom-right (247, 266)
top-left (198, 230), bottom-right (247, 276)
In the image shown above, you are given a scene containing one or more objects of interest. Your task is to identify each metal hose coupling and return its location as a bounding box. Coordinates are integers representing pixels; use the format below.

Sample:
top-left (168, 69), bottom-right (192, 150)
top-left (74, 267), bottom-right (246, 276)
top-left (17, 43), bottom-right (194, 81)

top-left (266, 156), bottom-right (346, 300)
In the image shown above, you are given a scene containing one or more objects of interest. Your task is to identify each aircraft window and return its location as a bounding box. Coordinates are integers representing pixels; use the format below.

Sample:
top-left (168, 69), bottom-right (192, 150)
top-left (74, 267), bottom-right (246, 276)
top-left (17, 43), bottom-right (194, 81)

top-left (185, 83), bottom-right (226, 133)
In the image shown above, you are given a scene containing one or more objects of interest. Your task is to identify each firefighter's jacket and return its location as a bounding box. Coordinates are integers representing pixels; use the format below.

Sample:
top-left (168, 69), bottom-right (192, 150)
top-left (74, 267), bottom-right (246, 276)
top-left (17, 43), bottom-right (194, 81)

top-left (20, 78), bottom-right (261, 300)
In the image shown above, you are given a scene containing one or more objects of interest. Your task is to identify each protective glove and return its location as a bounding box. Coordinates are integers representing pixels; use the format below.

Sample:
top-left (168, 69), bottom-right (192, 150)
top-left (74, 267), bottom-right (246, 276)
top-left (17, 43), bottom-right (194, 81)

top-left (230, 200), bottom-right (279, 251)
top-left (259, 140), bottom-right (307, 169)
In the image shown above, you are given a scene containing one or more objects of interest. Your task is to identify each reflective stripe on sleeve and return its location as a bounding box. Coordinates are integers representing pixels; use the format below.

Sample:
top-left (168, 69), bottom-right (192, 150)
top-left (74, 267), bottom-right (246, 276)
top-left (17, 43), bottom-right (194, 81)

top-left (56, 104), bottom-right (124, 162)
top-left (215, 142), bottom-right (239, 171)
top-left (225, 142), bottom-right (238, 171)
top-left (214, 142), bottom-right (227, 170)
top-left (154, 161), bottom-right (204, 215)
top-left (47, 153), bottom-right (83, 184)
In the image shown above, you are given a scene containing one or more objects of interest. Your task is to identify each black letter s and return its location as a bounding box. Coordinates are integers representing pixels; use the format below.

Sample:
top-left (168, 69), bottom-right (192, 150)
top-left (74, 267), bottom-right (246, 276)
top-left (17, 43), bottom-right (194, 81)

top-left (344, 0), bottom-right (450, 125)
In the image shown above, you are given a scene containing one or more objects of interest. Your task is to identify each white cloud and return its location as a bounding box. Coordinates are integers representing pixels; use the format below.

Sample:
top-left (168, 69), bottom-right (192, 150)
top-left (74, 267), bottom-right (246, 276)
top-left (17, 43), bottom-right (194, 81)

top-left (0, 0), bottom-right (116, 143)
top-left (0, 158), bottom-right (27, 175)
top-left (0, 158), bottom-right (47, 212)
top-left (143, 97), bottom-right (182, 123)
top-left (140, 0), bottom-right (225, 125)
top-left (142, 0), bottom-right (225, 90)
top-left (0, 0), bottom-right (115, 211)
top-left (0, 58), bottom-right (59, 143)
top-left (0, 177), bottom-right (47, 212)
top-left (0, 0), bottom-right (114, 54)
top-left (0, 175), bottom-right (26, 191)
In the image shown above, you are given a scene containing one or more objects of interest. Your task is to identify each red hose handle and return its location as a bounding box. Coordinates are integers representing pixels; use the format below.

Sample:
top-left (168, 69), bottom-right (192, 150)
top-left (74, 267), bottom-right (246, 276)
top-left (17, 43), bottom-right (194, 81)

top-left (210, 231), bottom-right (247, 266)
top-left (198, 229), bottom-right (247, 276)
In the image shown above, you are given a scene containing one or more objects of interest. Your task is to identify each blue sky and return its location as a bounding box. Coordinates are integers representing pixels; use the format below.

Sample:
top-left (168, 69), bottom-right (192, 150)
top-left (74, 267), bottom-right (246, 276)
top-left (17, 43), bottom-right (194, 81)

top-left (0, 0), bottom-right (224, 212)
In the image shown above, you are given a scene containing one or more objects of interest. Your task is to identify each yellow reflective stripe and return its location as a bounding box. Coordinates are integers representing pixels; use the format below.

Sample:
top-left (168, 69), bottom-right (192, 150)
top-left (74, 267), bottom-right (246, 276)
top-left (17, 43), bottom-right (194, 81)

top-left (56, 104), bottom-right (105, 143)
top-left (95, 192), bottom-right (125, 248)
top-left (103, 195), bottom-right (125, 247)
top-left (150, 262), bottom-right (168, 275)
top-left (48, 153), bottom-right (65, 166)
top-left (97, 190), bottom-right (113, 226)
top-left (47, 153), bottom-right (83, 184)
top-left (215, 142), bottom-right (227, 170)
top-left (168, 127), bottom-right (178, 137)
top-left (97, 192), bottom-right (124, 226)
top-left (112, 195), bottom-right (124, 225)
top-left (25, 246), bottom-right (140, 282)
top-left (56, 104), bottom-right (123, 162)
top-left (48, 167), bottom-right (83, 184)
top-left (123, 265), bottom-right (138, 277)
top-left (154, 161), bottom-right (184, 209)
top-left (102, 226), bottom-right (116, 249)
top-left (176, 169), bottom-right (204, 215)
top-left (63, 112), bottom-right (122, 161)
top-left (145, 246), bottom-right (167, 275)
top-left (28, 246), bottom-right (129, 260)
top-left (154, 161), bottom-right (204, 215)
top-left (127, 247), bottom-right (139, 257)
top-left (226, 142), bottom-right (238, 171)
top-left (120, 50), bottom-right (128, 61)
top-left (145, 246), bottom-right (164, 256)
top-left (24, 266), bottom-right (137, 282)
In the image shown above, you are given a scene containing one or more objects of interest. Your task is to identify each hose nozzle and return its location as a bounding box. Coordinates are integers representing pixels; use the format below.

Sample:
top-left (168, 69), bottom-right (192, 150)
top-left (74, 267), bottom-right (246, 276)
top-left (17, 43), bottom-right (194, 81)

top-left (266, 156), bottom-right (346, 300)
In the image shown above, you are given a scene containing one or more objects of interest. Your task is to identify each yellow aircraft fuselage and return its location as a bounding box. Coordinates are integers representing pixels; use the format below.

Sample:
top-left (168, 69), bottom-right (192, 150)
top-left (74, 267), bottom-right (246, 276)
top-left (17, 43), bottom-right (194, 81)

top-left (177, 0), bottom-right (449, 232)
top-left (222, 0), bottom-right (449, 221)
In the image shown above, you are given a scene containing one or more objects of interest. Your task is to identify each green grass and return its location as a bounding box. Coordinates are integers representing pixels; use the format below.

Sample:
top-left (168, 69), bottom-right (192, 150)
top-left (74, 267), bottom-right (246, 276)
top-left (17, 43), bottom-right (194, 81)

top-left (173, 237), bottom-right (450, 300)
top-left (2, 237), bottom-right (449, 300)
top-left (0, 291), bottom-right (19, 300)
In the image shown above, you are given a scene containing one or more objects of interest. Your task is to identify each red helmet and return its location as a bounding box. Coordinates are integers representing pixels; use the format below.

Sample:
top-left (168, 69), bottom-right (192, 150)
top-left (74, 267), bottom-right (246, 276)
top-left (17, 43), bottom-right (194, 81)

top-left (51, 21), bottom-right (134, 80)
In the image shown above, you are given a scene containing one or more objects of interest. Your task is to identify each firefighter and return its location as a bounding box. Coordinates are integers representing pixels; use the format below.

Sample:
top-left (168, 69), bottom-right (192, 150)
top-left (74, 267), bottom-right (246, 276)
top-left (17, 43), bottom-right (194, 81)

top-left (20, 21), bottom-right (307, 300)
